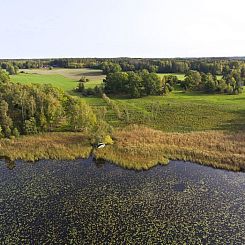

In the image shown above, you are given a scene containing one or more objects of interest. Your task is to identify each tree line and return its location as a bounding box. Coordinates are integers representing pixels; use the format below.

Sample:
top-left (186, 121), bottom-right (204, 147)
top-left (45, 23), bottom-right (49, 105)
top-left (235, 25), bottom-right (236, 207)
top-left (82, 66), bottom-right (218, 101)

top-left (1, 57), bottom-right (245, 76)
top-left (182, 70), bottom-right (244, 94)
top-left (99, 59), bottom-right (245, 76)
top-left (101, 69), bottom-right (243, 98)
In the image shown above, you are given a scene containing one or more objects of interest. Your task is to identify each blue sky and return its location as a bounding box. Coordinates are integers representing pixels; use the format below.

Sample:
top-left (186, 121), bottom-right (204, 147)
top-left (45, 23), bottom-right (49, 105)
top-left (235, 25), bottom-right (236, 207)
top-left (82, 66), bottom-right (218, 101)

top-left (1, 0), bottom-right (244, 58)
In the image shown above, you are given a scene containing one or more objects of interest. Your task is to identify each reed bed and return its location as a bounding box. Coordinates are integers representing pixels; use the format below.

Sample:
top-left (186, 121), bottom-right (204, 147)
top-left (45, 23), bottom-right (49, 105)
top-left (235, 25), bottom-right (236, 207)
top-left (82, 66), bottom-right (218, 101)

top-left (95, 125), bottom-right (245, 171)
top-left (0, 126), bottom-right (244, 171)
top-left (0, 132), bottom-right (92, 162)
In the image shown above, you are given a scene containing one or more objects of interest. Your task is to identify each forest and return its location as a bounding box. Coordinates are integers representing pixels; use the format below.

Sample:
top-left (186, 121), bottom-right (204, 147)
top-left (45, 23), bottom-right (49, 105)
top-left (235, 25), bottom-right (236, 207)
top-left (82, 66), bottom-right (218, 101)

top-left (1, 57), bottom-right (245, 75)
top-left (0, 69), bottom-right (112, 142)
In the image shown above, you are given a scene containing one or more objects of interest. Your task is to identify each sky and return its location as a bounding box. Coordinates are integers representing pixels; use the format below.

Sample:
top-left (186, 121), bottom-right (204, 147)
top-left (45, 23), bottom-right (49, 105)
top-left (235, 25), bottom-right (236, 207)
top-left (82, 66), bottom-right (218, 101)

top-left (1, 0), bottom-right (245, 58)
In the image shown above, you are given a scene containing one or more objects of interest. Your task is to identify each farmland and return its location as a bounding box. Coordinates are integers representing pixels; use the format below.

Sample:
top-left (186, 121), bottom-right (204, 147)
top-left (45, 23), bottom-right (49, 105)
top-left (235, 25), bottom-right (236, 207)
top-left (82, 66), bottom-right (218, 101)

top-left (10, 68), bottom-right (105, 92)
top-left (10, 68), bottom-right (224, 95)
top-left (10, 68), bottom-right (198, 92)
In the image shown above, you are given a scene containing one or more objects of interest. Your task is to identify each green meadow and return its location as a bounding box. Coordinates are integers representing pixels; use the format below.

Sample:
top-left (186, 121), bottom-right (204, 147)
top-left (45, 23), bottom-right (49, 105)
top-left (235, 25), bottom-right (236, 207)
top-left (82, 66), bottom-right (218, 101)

top-left (10, 73), bottom-right (76, 92)
top-left (10, 68), bottom-right (105, 92)
top-left (157, 73), bottom-right (186, 80)
top-left (11, 70), bottom-right (185, 93)
top-left (157, 73), bottom-right (222, 81)
top-left (82, 90), bottom-right (245, 132)
top-left (10, 69), bottom-right (245, 133)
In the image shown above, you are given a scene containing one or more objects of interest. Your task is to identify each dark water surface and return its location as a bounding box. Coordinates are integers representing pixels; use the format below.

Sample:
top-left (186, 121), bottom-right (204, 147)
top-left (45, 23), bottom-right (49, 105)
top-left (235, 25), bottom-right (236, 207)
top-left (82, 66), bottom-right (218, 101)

top-left (0, 158), bottom-right (245, 244)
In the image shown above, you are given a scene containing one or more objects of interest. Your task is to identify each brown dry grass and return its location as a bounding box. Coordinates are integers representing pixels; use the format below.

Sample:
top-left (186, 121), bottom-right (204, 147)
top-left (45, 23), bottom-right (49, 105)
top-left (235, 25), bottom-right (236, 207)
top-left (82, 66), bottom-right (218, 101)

top-left (0, 132), bottom-right (92, 161)
top-left (0, 126), bottom-right (244, 171)
top-left (95, 125), bottom-right (245, 171)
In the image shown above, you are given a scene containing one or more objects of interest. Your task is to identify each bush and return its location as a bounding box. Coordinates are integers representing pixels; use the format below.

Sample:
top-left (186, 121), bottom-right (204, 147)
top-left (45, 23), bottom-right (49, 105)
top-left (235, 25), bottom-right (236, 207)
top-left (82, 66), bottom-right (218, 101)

top-left (76, 83), bottom-right (103, 97)
top-left (79, 76), bottom-right (89, 83)
top-left (0, 126), bottom-right (4, 138)
top-left (12, 128), bottom-right (20, 138)
top-left (24, 117), bottom-right (38, 135)
top-left (104, 135), bottom-right (114, 145)
top-left (5, 127), bottom-right (12, 138)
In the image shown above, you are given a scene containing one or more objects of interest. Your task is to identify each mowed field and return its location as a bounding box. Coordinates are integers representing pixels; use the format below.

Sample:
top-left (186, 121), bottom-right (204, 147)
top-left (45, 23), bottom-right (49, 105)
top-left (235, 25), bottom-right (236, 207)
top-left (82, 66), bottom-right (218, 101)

top-left (10, 68), bottom-right (105, 92)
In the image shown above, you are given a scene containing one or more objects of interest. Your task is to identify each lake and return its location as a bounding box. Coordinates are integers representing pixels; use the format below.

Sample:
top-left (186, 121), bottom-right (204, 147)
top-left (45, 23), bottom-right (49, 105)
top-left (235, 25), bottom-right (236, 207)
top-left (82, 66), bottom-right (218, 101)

top-left (0, 158), bottom-right (245, 244)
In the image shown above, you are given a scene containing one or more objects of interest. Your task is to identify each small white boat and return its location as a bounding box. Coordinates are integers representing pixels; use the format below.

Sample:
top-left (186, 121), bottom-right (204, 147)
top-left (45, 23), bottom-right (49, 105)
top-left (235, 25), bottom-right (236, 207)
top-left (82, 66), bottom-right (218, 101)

top-left (97, 143), bottom-right (106, 149)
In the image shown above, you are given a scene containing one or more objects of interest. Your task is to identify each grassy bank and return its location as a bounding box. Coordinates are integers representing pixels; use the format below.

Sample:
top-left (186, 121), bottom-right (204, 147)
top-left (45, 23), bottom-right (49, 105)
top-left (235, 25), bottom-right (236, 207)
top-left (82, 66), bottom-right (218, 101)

top-left (1, 127), bottom-right (244, 171)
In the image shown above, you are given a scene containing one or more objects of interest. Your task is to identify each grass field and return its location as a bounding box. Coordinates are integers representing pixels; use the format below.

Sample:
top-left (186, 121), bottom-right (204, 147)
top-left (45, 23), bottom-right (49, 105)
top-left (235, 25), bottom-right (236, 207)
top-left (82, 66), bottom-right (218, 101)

top-left (10, 70), bottom-right (192, 93)
top-left (10, 73), bottom-right (76, 92)
top-left (157, 73), bottom-right (186, 80)
top-left (10, 68), bottom-right (105, 92)
top-left (157, 73), bottom-right (222, 81)
top-left (82, 89), bottom-right (245, 132)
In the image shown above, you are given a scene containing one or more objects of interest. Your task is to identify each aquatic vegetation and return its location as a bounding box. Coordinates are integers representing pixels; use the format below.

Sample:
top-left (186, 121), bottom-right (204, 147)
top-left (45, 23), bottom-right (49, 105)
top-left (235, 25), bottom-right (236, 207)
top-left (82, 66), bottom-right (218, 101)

top-left (0, 159), bottom-right (245, 243)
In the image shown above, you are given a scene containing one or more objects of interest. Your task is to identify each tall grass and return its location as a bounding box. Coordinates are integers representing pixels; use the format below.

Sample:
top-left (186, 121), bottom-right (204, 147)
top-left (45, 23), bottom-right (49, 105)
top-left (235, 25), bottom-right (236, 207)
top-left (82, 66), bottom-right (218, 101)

top-left (95, 125), bottom-right (245, 171)
top-left (102, 93), bottom-right (123, 120)
top-left (113, 96), bottom-right (245, 132)
top-left (0, 132), bottom-right (92, 162)
top-left (88, 90), bottom-right (245, 132)
top-left (0, 127), bottom-right (244, 171)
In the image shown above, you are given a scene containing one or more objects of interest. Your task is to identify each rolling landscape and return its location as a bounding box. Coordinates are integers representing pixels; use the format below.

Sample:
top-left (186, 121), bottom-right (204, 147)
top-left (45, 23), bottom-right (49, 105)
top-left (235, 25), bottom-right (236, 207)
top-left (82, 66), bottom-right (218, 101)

top-left (0, 58), bottom-right (243, 171)
top-left (0, 0), bottom-right (245, 243)
top-left (0, 57), bottom-right (245, 244)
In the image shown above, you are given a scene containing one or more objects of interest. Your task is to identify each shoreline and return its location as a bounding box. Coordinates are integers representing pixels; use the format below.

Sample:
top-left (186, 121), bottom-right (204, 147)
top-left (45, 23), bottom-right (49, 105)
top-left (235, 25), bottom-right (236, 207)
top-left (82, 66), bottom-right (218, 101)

top-left (0, 126), bottom-right (244, 172)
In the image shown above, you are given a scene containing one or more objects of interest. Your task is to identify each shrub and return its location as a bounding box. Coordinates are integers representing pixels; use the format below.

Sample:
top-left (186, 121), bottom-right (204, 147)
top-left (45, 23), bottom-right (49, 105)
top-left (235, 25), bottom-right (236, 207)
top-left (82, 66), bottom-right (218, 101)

top-left (104, 135), bottom-right (114, 145)
top-left (12, 128), bottom-right (20, 138)
top-left (24, 117), bottom-right (38, 135)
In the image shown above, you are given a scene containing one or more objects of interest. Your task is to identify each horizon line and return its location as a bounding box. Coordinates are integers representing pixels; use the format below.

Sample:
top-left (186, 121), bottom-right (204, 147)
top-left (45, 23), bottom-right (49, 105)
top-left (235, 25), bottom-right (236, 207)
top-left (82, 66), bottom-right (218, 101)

top-left (0, 55), bottom-right (245, 60)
